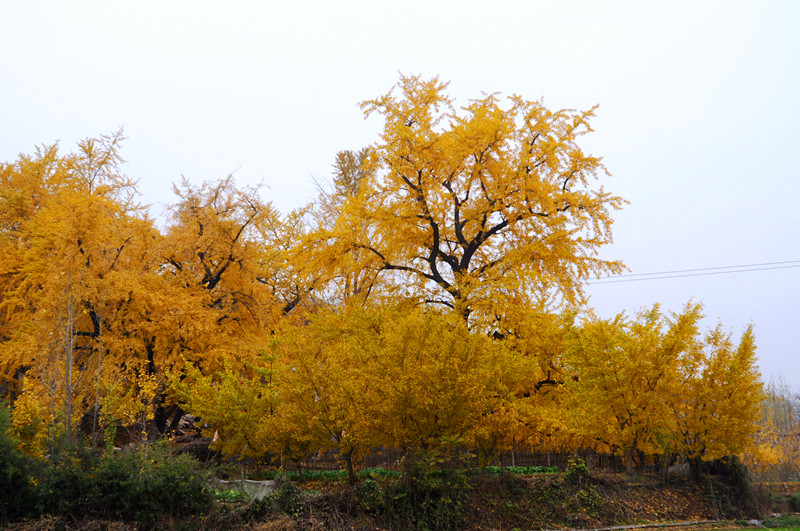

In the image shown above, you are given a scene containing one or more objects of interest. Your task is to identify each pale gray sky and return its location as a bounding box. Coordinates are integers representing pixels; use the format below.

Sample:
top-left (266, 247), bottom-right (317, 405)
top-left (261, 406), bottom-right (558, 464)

top-left (1, 1), bottom-right (798, 382)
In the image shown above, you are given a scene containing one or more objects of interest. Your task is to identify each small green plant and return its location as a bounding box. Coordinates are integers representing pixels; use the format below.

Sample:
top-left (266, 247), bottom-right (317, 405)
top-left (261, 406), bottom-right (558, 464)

top-left (565, 455), bottom-right (589, 487)
top-left (360, 466), bottom-right (402, 478)
top-left (576, 486), bottom-right (603, 514)
top-left (259, 467), bottom-right (404, 481)
top-left (504, 500), bottom-right (519, 516)
top-left (354, 477), bottom-right (385, 515)
top-left (484, 465), bottom-right (559, 476)
top-left (214, 488), bottom-right (249, 503)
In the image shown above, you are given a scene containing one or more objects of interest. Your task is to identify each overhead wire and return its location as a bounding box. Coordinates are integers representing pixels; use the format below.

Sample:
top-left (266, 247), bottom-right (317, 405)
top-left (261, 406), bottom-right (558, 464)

top-left (588, 260), bottom-right (800, 285)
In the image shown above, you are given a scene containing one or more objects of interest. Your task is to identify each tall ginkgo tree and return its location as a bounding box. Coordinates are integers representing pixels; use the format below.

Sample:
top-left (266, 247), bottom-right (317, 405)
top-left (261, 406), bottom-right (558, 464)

top-left (326, 75), bottom-right (625, 329)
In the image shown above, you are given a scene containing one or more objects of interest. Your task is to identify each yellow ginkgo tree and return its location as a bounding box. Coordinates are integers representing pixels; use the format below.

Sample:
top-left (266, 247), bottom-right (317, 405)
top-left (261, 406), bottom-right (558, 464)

top-left (565, 304), bottom-right (702, 472)
top-left (0, 130), bottom-right (161, 447)
top-left (327, 75), bottom-right (625, 329)
top-left (670, 321), bottom-right (762, 473)
top-left (565, 302), bottom-right (762, 473)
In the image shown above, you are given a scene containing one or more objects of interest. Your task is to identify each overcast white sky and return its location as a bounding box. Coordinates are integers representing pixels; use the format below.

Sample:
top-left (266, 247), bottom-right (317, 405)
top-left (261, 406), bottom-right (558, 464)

top-left (1, 1), bottom-right (798, 383)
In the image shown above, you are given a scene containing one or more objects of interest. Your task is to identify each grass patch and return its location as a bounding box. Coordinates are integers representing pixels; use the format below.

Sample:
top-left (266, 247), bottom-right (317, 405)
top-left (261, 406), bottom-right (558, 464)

top-left (483, 465), bottom-right (559, 475)
top-left (258, 467), bottom-right (403, 481)
top-left (256, 464), bottom-right (557, 481)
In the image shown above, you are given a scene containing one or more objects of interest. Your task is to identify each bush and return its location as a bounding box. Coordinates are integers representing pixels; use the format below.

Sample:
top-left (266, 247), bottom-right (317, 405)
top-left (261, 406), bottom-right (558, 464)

top-left (344, 451), bottom-right (473, 530)
top-left (789, 492), bottom-right (800, 513)
top-left (0, 403), bottom-right (38, 521)
top-left (93, 442), bottom-right (213, 523)
top-left (482, 465), bottom-right (558, 476)
top-left (710, 456), bottom-right (755, 514)
top-left (214, 488), bottom-right (249, 503)
top-left (35, 440), bottom-right (97, 518)
top-left (258, 467), bottom-right (403, 481)
top-left (565, 455), bottom-right (589, 485)
top-left (354, 477), bottom-right (384, 515)
top-left (33, 439), bottom-right (212, 524)
top-left (269, 478), bottom-right (304, 517)
top-left (386, 451), bottom-right (471, 530)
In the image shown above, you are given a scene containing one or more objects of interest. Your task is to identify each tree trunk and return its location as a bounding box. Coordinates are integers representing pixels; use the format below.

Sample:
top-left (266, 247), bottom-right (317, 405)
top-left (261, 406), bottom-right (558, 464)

top-left (690, 456), bottom-right (703, 481)
top-left (344, 448), bottom-right (357, 485)
top-left (93, 316), bottom-right (102, 441)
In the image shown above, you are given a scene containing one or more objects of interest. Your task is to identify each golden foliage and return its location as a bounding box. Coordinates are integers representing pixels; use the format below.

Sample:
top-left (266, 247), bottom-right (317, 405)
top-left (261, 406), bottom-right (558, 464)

top-left (565, 303), bottom-right (762, 469)
top-left (0, 77), bottom-right (764, 475)
top-left (349, 75), bottom-right (625, 325)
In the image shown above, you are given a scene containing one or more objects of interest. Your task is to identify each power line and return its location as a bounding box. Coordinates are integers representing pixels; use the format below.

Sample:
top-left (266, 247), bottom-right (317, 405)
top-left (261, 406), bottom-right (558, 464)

top-left (596, 260), bottom-right (800, 279)
top-left (588, 260), bottom-right (800, 285)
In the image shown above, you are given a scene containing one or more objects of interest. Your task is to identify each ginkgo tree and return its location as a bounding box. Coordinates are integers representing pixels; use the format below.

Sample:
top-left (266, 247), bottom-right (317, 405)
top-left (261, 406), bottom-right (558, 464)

top-left (179, 304), bottom-right (525, 483)
top-left (325, 75), bottom-right (625, 329)
top-left (297, 148), bottom-right (388, 308)
top-left (0, 130), bottom-right (161, 446)
top-left (564, 302), bottom-right (762, 473)
top-left (565, 304), bottom-right (703, 472)
top-left (670, 321), bottom-right (762, 472)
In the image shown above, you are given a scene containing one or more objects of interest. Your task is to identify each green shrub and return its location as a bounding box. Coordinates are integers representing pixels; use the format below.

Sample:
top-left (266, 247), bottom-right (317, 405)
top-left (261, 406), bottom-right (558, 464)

top-left (269, 478), bottom-right (304, 517)
top-left (705, 455), bottom-right (756, 516)
top-left (259, 467), bottom-right (404, 481)
top-left (565, 455), bottom-right (589, 487)
top-left (360, 466), bottom-right (402, 478)
top-left (764, 514), bottom-right (800, 528)
top-left (789, 492), bottom-right (800, 513)
top-left (354, 477), bottom-right (385, 515)
top-left (482, 465), bottom-right (558, 476)
top-left (96, 442), bottom-right (213, 523)
top-left (34, 440), bottom-right (212, 524)
top-left (576, 485), bottom-right (603, 514)
top-left (214, 488), bottom-right (249, 503)
top-left (390, 451), bottom-right (471, 530)
top-left (0, 403), bottom-right (38, 521)
top-left (347, 452), bottom-right (472, 530)
top-left (35, 441), bottom-right (97, 518)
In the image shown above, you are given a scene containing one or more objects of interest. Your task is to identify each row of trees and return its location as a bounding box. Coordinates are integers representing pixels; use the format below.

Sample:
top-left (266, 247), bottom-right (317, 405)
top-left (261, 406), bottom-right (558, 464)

top-left (0, 76), bottom-right (764, 479)
top-left (180, 302), bottom-right (761, 482)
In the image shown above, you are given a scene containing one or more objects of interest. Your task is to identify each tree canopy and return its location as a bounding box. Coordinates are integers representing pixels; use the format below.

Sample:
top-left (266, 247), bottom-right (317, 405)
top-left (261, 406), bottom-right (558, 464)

top-left (343, 75), bottom-right (625, 326)
top-left (0, 77), bottom-right (763, 478)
